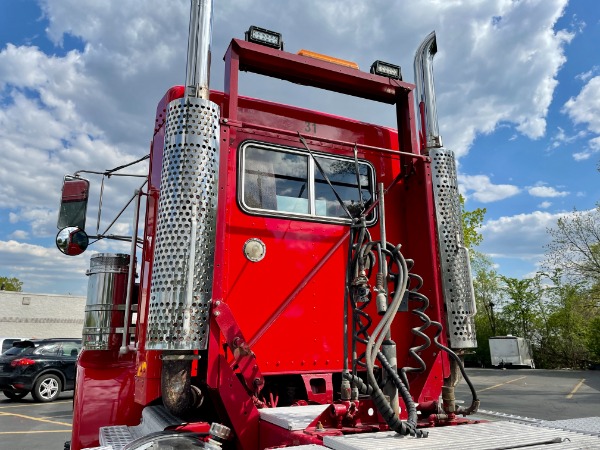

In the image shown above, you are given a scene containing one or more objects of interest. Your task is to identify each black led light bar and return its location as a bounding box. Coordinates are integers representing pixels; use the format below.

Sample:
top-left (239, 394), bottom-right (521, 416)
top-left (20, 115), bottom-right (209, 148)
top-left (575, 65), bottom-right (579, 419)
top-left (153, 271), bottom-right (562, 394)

top-left (370, 60), bottom-right (402, 80)
top-left (245, 26), bottom-right (283, 50)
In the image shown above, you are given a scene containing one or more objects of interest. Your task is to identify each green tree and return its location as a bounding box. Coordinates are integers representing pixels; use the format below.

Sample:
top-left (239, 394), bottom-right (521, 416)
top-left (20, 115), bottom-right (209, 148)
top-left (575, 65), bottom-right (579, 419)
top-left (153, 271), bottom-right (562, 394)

top-left (545, 283), bottom-right (591, 368)
top-left (469, 254), bottom-right (506, 366)
top-left (472, 254), bottom-right (502, 335)
top-left (499, 275), bottom-right (545, 341)
top-left (545, 206), bottom-right (600, 284)
top-left (533, 270), bottom-right (600, 368)
top-left (459, 198), bottom-right (492, 365)
top-left (460, 195), bottom-right (486, 250)
top-left (0, 276), bottom-right (23, 292)
top-left (589, 316), bottom-right (600, 362)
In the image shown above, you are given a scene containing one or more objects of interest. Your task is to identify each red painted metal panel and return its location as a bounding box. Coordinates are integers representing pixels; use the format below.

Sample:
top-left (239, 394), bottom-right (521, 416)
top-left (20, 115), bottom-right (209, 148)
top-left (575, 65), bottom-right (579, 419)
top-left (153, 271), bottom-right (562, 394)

top-left (70, 352), bottom-right (141, 450)
top-left (61, 178), bottom-right (89, 202)
top-left (212, 355), bottom-right (260, 450)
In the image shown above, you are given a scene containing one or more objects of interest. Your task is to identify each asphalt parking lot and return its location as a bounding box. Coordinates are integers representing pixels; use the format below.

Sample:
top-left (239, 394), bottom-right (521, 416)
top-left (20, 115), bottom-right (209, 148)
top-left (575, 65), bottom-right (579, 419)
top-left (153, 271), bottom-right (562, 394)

top-left (0, 392), bottom-right (73, 450)
top-left (454, 368), bottom-right (600, 421)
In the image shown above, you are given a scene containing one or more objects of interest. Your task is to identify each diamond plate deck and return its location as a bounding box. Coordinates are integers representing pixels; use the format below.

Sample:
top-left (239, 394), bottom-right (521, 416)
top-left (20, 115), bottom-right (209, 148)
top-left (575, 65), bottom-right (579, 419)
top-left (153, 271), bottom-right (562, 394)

top-left (259, 405), bottom-right (330, 430)
top-left (323, 421), bottom-right (600, 450)
top-left (541, 417), bottom-right (600, 437)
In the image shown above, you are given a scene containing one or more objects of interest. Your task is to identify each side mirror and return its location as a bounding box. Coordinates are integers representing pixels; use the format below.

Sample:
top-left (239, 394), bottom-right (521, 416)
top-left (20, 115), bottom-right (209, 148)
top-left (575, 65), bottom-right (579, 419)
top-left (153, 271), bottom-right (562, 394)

top-left (56, 227), bottom-right (89, 256)
top-left (57, 176), bottom-right (90, 230)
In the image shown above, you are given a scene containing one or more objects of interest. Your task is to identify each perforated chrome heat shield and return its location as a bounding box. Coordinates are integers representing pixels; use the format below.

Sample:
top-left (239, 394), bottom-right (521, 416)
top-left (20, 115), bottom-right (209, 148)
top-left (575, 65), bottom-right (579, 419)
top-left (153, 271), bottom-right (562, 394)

top-left (146, 97), bottom-right (220, 350)
top-left (430, 149), bottom-right (477, 348)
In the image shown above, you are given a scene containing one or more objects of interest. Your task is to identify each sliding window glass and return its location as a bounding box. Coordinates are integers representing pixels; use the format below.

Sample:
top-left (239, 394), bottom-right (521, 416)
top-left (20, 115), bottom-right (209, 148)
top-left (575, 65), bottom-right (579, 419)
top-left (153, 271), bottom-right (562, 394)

top-left (241, 142), bottom-right (374, 224)
top-left (314, 156), bottom-right (372, 219)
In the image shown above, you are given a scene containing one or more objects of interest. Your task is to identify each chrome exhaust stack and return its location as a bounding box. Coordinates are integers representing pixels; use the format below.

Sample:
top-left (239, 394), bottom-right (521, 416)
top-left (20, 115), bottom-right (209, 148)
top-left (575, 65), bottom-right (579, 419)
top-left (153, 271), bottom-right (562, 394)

top-left (147, 0), bottom-right (220, 416)
top-left (414, 32), bottom-right (477, 350)
top-left (414, 31), bottom-right (442, 152)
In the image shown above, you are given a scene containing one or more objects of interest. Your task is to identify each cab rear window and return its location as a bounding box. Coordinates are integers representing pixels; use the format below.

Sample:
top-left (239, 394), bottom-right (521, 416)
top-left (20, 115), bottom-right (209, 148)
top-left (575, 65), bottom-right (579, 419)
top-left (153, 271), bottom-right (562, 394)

top-left (240, 142), bottom-right (375, 223)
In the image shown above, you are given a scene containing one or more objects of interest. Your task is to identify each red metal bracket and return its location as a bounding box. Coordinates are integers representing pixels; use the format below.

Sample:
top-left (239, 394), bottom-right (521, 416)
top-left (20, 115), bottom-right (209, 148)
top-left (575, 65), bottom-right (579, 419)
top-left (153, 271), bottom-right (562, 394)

top-left (300, 373), bottom-right (334, 404)
top-left (212, 300), bottom-right (264, 394)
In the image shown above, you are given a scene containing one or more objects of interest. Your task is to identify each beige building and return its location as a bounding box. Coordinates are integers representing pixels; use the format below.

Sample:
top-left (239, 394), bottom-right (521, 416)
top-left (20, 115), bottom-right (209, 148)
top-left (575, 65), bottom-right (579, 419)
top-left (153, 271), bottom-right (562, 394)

top-left (0, 291), bottom-right (85, 339)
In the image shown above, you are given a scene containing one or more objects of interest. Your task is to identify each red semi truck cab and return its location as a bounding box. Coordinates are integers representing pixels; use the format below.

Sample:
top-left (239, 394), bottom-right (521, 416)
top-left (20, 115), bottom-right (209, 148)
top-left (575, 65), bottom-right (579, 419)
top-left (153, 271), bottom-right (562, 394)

top-left (60, 12), bottom-right (481, 450)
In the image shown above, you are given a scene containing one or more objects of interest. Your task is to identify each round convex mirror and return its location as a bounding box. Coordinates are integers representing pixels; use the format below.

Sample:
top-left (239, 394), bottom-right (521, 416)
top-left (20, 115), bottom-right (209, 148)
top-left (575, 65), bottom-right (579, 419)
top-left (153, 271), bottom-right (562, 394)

top-left (56, 227), bottom-right (89, 256)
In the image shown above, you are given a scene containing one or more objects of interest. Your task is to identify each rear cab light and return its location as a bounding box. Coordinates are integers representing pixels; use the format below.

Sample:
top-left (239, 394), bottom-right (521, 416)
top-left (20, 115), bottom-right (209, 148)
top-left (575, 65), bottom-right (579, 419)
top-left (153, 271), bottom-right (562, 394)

top-left (11, 358), bottom-right (36, 367)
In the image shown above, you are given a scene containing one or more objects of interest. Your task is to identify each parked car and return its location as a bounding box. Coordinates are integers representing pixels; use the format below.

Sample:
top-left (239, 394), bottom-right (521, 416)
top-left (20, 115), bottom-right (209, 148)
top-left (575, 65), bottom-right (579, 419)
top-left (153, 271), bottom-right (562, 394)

top-left (0, 338), bottom-right (82, 402)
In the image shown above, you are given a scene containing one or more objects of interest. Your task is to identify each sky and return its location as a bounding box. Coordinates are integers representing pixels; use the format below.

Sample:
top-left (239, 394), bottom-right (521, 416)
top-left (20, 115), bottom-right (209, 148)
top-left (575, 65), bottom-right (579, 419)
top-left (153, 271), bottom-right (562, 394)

top-left (0, 0), bottom-right (599, 295)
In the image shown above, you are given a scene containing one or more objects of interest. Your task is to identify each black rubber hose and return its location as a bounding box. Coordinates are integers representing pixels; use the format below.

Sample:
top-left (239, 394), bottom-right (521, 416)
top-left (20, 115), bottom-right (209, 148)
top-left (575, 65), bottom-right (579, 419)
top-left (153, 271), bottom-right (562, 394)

top-left (342, 372), bottom-right (428, 438)
top-left (377, 352), bottom-right (428, 437)
top-left (429, 319), bottom-right (479, 411)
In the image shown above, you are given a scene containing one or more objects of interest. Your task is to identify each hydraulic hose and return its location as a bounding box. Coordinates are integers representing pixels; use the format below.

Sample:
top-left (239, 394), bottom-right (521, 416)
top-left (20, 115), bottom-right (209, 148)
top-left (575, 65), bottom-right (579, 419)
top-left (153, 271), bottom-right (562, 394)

top-left (427, 318), bottom-right (480, 414)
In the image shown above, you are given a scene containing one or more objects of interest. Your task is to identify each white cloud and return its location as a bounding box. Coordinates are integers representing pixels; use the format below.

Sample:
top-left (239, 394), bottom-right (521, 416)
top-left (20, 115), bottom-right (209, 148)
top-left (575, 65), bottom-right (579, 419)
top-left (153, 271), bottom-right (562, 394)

top-left (563, 75), bottom-right (600, 158)
top-left (527, 184), bottom-right (569, 198)
top-left (563, 77), bottom-right (600, 132)
top-left (479, 208), bottom-right (599, 278)
top-left (575, 135), bottom-right (600, 159)
top-left (9, 230), bottom-right (29, 240)
top-left (0, 240), bottom-right (90, 294)
top-left (576, 65), bottom-right (599, 82)
top-left (549, 126), bottom-right (587, 149)
top-left (459, 174), bottom-right (520, 203)
top-left (479, 210), bottom-right (568, 260)
top-left (538, 201), bottom-right (552, 209)
top-left (590, 136), bottom-right (600, 150)
top-left (573, 149), bottom-right (595, 161)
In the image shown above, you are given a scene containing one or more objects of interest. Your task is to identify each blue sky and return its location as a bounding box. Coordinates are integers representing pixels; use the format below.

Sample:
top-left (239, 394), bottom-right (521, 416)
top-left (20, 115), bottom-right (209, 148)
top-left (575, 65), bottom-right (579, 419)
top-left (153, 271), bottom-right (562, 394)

top-left (0, 0), bottom-right (599, 295)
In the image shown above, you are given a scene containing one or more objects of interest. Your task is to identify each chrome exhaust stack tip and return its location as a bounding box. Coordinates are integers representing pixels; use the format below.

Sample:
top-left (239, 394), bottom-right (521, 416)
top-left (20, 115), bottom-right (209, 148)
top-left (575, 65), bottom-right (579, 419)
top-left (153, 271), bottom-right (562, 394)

top-left (185, 0), bottom-right (214, 100)
top-left (414, 31), bottom-right (442, 152)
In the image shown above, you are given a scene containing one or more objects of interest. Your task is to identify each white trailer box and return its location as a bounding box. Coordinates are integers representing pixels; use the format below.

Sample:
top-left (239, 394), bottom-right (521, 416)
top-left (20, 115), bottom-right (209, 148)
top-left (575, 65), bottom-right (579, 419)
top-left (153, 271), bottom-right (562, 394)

top-left (489, 336), bottom-right (535, 368)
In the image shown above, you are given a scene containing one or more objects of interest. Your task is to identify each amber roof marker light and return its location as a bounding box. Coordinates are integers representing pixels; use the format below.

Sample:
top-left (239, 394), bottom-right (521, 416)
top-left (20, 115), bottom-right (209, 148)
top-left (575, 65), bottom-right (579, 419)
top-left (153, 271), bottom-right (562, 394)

top-left (297, 49), bottom-right (360, 70)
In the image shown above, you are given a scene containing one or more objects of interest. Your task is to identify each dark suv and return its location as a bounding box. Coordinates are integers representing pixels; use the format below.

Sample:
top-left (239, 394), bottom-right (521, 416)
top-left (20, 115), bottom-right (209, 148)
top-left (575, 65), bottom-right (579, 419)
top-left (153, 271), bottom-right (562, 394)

top-left (0, 338), bottom-right (82, 402)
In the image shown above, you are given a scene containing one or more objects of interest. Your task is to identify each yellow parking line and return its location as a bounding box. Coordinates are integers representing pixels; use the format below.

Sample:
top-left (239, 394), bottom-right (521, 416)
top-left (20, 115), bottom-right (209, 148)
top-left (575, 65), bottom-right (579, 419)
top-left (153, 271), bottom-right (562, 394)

top-left (0, 430), bottom-right (71, 435)
top-left (566, 378), bottom-right (585, 399)
top-left (0, 411), bottom-right (72, 427)
top-left (479, 376), bottom-right (527, 392)
top-left (0, 400), bottom-right (71, 410)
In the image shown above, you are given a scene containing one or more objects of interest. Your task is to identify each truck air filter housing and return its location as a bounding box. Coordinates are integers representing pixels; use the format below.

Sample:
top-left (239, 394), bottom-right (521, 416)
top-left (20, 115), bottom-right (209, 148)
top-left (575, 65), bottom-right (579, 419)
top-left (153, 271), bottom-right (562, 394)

top-left (146, 96), bottom-right (220, 351)
top-left (83, 253), bottom-right (130, 350)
